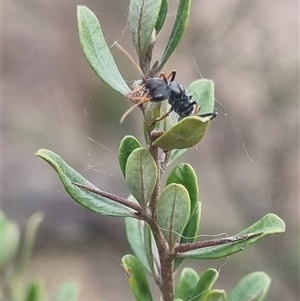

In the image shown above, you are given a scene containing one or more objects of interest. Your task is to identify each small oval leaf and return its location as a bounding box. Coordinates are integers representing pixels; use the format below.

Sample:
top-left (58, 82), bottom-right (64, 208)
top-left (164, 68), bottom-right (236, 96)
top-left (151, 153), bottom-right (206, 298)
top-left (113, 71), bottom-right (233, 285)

top-left (186, 79), bottom-right (215, 115)
top-left (191, 268), bottom-right (219, 301)
top-left (167, 164), bottom-right (201, 269)
top-left (166, 164), bottom-right (199, 222)
top-left (156, 183), bottom-right (190, 247)
top-left (118, 136), bottom-right (142, 177)
top-left (157, 0), bottom-right (191, 72)
top-left (122, 254), bottom-right (153, 301)
top-left (167, 79), bottom-right (215, 162)
top-left (206, 290), bottom-right (226, 301)
top-left (175, 268), bottom-right (199, 300)
top-left (227, 272), bottom-right (271, 301)
top-left (77, 6), bottom-right (129, 96)
top-left (153, 116), bottom-right (211, 151)
top-left (166, 164), bottom-right (200, 243)
top-left (36, 149), bottom-right (136, 217)
top-left (125, 148), bottom-right (158, 206)
top-left (129, 0), bottom-right (162, 57)
top-left (179, 214), bottom-right (285, 259)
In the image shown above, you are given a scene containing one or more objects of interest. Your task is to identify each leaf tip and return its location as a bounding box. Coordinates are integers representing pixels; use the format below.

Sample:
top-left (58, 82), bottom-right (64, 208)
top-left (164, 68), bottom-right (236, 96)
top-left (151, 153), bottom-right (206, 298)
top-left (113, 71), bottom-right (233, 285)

top-left (35, 149), bottom-right (46, 157)
top-left (265, 213), bottom-right (286, 232)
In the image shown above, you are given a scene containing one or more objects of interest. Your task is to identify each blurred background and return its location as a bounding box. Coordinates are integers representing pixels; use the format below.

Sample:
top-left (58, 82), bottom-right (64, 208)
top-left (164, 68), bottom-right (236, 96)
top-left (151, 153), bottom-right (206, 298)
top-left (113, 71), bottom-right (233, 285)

top-left (3, 0), bottom-right (299, 300)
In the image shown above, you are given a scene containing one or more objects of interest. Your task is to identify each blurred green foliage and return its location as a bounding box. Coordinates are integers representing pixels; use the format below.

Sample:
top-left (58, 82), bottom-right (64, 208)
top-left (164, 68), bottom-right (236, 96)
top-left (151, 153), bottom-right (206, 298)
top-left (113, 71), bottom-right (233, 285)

top-left (0, 211), bottom-right (80, 301)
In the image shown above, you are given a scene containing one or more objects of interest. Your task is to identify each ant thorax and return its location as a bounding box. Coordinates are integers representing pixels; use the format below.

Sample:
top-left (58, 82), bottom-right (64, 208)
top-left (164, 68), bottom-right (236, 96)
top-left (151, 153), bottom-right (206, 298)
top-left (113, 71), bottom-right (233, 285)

top-left (168, 82), bottom-right (186, 104)
top-left (169, 82), bottom-right (185, 97)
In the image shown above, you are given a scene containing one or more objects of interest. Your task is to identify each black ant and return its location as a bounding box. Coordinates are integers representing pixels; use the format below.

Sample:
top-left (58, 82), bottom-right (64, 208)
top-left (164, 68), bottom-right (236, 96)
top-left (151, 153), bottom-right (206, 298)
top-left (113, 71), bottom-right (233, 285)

top-left (113, 42), bottom-right (217, 123)
top-left (122, 70), bottom-right (217, 124)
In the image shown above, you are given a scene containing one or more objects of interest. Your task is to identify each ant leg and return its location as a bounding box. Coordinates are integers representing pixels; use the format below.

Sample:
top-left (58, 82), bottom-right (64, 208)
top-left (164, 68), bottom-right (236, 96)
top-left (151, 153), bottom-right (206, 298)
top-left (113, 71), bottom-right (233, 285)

top-left (159, 70), bottom-right (176, 82)
top-left (198, 111), bottom-right (218, 120)
top-left (166, 70), bottom-right (176, 82)
top-left (151, 105), bottom-right (174, 125)
top-left (120, 92), bottom-right (150, 124)
top-left (158, 70), bottom-right (176, 83)
top-left (158, 73), bottom-right (168, 83)
top-left (193, 104), bottom-right (199, 115)
top-left (194, 103), bottom-right (218, 120)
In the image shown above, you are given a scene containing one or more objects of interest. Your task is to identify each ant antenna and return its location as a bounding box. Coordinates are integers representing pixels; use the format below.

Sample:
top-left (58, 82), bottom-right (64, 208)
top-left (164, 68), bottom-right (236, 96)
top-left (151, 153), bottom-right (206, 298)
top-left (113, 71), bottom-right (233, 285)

top-left (182, 38), bottom-right (253, 163)
top-left (111, 41), bottom-right (144, 77)
top-left (119, 99), bottom-right (144, 124)
top-left (111, 23), bottom-right (128, 46)
top-left (111, 41), bottom-right (149, 123)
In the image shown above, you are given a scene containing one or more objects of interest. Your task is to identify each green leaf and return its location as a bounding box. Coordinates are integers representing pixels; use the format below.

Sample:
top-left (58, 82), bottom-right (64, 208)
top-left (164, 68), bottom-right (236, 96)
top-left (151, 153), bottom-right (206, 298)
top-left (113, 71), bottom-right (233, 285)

top-left (55, 282), bottom-right (80, 301)
top-left (206, 289), bottom-right (226, 301)
top-left (166, 164), bottom-right (199, 210)
top-left (118, 136), bottom-right (142, 177)
top-left (153, 116), bottom-right (212, 151)
top-left (167, 164), bottom-right (201, 269)
top-left (36, 149), bottom-right (136, 217)
top-left (25, 280), bottom-right (42, 301)
top-left (179, 214), bottom-right (285, 259)
top-left (180, 202), bottom-right (201, 244)
top-left (0, 213), bottom-right (20, 267)
top-left (129, 0), bottom-right (162, 57)
top-left (155, 0), bottom-right (168, 34)
top-left (174, 202), bottom-right (201, 270)
top-left (187, 79), bottom-right (215, 115)
top-left (168, 79), bottom-right (215, 163)
top-left (157, 0), bottom-right (191, 72)
top-left (17, 212), bottom-right (43, 273)
top-left (166, 164), bottom-right (200, 243)
top-left (144, 102), bottom-right (162, 128)
top-left (175, 268), bottom-right (199, 300)
top-left (227, 272), bottom-right (271, 301)
top-left (122, 255), bottom-right (153, 301)
top-left (156, 183), bottom-right (190, 247)
top-left (191, 268), bottom-right (218, 301)
top-left (168, 148), bottom-right (189, 166)
top-left (143, 223), bottom-right (157, 275)
top-left (77, 6), bottom-right (129, 96)
top-left (125, 217), bottom-right (152, 273)
top-left (125, 148), bottom-right (158, 206)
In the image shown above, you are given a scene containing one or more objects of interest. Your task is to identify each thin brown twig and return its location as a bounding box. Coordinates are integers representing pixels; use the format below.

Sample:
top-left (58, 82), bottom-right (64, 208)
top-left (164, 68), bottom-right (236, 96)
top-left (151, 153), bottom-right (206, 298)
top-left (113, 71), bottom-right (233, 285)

top-left (72, 182), bottom-right (142, 213)
top-left (174, 232), bottom-right (263, 254)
